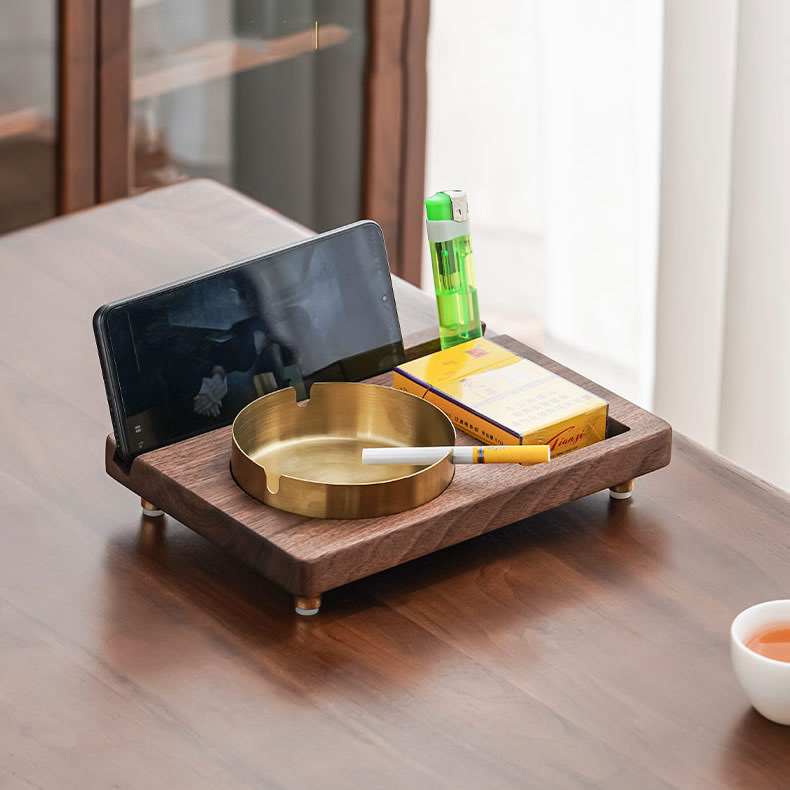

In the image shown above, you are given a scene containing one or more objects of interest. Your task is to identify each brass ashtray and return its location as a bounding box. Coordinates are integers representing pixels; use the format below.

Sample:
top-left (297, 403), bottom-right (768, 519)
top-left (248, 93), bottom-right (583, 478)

top-left (230, 382), bottom-right (456, 519)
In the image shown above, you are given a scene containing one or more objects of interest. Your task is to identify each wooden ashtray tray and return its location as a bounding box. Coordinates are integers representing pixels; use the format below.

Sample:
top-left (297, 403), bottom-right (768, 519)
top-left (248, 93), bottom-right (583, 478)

top-left (106, 336), bottom-right (672, 616)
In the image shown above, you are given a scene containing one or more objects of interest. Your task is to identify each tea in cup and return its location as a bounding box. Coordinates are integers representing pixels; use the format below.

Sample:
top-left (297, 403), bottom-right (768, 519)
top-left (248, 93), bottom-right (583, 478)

top-left (731, 600), bottom-right (790, 725)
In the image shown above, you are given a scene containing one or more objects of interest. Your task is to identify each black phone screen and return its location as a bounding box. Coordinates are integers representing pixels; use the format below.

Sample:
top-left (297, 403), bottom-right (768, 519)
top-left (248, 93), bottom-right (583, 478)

top-left (100, 222), bottom-right (404, 458)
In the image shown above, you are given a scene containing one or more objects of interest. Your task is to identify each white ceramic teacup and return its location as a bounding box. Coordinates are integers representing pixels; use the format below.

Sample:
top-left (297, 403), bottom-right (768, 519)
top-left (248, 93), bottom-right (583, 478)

top-left (731, 599), bottom-right (790, 725)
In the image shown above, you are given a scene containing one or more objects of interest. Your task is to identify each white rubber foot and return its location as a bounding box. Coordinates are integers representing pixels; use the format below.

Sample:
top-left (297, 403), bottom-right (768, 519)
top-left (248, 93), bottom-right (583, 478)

top-left (294, 606), bottom-right (320, 616)
top-left (141, 507), bottom-right (164, 517)
top-left (609, 489), bottom-right (632, 500)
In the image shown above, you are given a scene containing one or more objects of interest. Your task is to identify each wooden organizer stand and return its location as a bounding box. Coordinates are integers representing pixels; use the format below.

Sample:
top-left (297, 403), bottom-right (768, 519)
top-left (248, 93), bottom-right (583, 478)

top-left (106, 336), bottom-right (671, 615)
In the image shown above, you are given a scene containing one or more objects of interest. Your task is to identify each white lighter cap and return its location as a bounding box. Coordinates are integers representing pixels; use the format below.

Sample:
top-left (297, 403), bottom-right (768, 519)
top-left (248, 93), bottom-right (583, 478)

top-left (426, 218), bottom-right (470, 244)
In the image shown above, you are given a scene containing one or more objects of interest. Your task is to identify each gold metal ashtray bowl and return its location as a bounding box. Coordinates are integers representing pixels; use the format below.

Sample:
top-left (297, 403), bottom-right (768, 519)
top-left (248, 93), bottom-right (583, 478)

top-left (230, 382), bottom-right (456, 519)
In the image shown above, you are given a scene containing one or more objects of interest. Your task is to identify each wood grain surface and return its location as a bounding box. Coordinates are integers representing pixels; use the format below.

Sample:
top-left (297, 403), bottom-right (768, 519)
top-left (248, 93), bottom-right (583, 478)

top-left (362, 0), bottom-right (428, 287)
top-left (59, 0), bottom-right (97, 213)
top-left (105, 336), bottom-right (671, 598)
top-left (97, 0), bottom-right (131, 201)
top-left (364, 0), bottom-right (408, 278)
top-left (2, 180), bottom-right (790, 790)
top-left (397, 0), bottom-right (430, 287)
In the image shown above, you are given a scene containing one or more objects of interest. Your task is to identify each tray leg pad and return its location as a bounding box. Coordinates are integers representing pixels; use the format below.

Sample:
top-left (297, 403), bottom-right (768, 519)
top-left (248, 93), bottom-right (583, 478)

top-left (141, 497), bottom-right (164, 518)
top-left (609, 479), bottom-right (635, 500)
top-left (294, 595), bottom-right (322, 616)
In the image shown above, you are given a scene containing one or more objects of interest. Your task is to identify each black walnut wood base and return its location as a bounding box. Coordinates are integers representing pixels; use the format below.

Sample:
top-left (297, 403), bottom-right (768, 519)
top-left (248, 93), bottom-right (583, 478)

top-left (106, 337), bottom-right (671, 615)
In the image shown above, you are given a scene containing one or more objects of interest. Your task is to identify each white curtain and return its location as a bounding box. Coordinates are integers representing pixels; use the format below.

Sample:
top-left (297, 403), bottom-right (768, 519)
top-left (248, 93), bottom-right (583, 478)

top-left (425, 0), bottom-right (662, 406)
top-left (655, 0), bottom-right (790, 491)
top-left (426, 0), bottom-right (790, 492)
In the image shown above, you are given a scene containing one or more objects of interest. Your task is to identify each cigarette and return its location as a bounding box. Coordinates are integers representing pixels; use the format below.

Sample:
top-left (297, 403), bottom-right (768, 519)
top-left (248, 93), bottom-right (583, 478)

top-left (361, 445), bottom-right (550, 466)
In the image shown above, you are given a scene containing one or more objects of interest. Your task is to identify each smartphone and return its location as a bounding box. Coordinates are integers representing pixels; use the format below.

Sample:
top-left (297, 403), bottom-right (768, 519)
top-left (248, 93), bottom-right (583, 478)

top-left (94, 220), bottom-right (404, 461)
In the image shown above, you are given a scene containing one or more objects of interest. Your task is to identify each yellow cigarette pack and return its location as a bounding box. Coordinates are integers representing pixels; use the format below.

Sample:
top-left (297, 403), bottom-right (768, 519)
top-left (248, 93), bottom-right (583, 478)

top-left (393, 338), bottom-right (608, 457)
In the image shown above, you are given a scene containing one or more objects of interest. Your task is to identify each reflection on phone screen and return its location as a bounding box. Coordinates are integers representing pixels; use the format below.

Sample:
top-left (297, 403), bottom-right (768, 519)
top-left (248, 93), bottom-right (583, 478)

top-left (104, 225), bottom-right (403, 456)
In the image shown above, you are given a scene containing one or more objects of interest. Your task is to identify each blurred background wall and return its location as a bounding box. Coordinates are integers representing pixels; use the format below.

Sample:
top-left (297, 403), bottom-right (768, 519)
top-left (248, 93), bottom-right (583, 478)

top-left (425, 0), bottom-right (662, 407)
top-left (425, 0), bottom-right (789, 492)
top-left (656, 0), bottom-right (789, 491)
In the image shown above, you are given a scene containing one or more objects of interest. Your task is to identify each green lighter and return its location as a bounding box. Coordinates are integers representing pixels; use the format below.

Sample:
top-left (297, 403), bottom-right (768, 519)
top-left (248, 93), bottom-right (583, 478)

top-left (424, 190), bottom-right (482, 349)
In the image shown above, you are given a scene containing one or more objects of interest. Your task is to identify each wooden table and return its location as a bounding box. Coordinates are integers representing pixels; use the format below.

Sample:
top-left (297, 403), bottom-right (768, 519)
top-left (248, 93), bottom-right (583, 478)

top-left (1, 180), bottom-right (788, 789)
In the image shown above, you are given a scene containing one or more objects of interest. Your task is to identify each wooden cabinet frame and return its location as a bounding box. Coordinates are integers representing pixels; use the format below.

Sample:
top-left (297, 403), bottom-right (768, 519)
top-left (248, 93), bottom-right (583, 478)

top-left (97, 0), bottom-right (131, 202)
top-left (58, 0), bottom-right (98, 212)
top-left (364, 0), bottom-right (429, 285)
top-left (56, 0), bottom-right (428, 285)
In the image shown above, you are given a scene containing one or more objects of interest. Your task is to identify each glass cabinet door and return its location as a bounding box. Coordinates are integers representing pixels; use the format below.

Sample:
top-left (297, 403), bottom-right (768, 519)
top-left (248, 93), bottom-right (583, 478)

top-left (131, 0), bottom-right (367, 233)
top-left (0, 2), bottom-right (58, 234)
